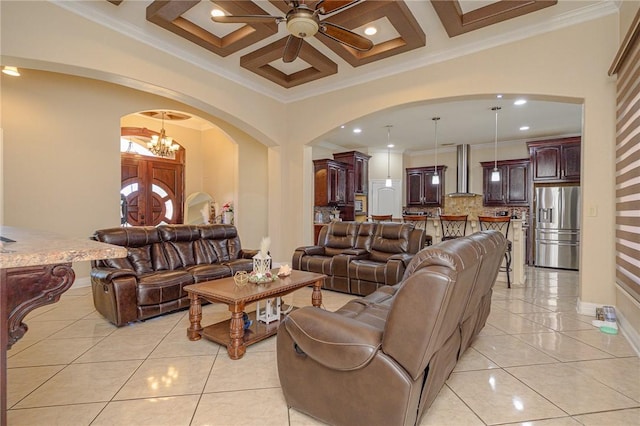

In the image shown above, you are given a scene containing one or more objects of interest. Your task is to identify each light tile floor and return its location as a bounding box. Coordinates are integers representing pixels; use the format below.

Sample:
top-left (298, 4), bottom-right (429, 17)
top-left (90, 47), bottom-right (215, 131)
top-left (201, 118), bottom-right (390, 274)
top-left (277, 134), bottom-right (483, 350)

top-left (7, 267), bottom-right (640, 425)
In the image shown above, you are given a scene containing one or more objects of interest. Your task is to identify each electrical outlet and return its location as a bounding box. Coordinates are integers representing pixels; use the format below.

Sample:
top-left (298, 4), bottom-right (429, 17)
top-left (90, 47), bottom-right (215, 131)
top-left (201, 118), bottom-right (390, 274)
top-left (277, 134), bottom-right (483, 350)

top-left (588, 205), bottom-right (598, 217)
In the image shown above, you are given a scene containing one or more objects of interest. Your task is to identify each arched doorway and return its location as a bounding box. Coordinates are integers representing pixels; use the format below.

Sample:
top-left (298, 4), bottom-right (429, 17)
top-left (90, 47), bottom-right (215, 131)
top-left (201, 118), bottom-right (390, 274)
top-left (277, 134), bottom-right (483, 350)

top-left (120, 126), bottom-right (185, 226)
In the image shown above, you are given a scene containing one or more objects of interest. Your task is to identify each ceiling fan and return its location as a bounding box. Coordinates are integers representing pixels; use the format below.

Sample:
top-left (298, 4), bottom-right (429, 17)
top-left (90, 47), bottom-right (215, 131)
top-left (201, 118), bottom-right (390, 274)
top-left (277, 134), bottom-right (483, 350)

top-left (211, 0), bottom-right (374, 63)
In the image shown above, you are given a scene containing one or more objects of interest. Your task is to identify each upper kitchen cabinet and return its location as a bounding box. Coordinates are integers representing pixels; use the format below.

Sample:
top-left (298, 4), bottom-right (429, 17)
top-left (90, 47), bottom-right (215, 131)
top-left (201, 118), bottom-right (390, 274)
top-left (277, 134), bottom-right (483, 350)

top-left (406, 166), bottom-right (447, 207)
top-left (480, 159), bottom-right (530, 207)
top-left (314, 159), bottom-right (349, 206)
top-left (528, 137), bottom-right (581, 183)
top-left (333, 151), bottom-right (371, 194)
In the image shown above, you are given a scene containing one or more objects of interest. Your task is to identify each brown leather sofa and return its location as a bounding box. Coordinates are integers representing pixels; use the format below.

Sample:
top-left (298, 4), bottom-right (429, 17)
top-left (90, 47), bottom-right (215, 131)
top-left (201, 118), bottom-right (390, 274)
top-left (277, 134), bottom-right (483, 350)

top-left (90, 224), bottom-right (258, 326)
top-left (277, 230), bottom-right (506, 426)
top-left (292, 221), bottom-right (425, 296)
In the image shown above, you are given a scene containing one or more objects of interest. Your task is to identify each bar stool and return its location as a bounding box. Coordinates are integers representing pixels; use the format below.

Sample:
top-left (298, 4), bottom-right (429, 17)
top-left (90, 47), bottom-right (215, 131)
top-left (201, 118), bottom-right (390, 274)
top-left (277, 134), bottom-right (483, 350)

top-left (439, 215), bottom-right (468, 241)
top-left (371, 214), bottom-right (392, 222)
top-left (478, 216), bottom-right (512, 288)
top-left (403, 214), bottom-right (432, 247)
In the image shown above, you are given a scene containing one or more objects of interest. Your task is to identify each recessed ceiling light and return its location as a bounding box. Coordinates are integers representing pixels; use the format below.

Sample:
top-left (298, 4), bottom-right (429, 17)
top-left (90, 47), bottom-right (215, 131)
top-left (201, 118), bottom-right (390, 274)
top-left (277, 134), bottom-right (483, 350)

top-left (2, 66), bottom-right (20, 77)
top-left (520, 126), bottom-right (530, 131)
top-left (353, 128), bottom-right (362, 134)
top-left (340, 125), bottom-right (345, 129)
top-left (496, 94), bottom-right (503, 98)
top-left (210, 9), bottom-right (225, 17)
top-left (514, 99), bottom-right (527, 106)
top-left (364, 26), bottom-right (377, 36)
top-left (387, 144), bottom-right (394, 148)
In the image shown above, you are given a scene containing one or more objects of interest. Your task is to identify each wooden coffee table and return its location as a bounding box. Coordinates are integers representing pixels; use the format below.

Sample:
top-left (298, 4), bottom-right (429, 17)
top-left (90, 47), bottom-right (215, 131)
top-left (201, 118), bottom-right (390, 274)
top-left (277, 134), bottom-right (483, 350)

top-left (184, 270), bottom-right (325, 360)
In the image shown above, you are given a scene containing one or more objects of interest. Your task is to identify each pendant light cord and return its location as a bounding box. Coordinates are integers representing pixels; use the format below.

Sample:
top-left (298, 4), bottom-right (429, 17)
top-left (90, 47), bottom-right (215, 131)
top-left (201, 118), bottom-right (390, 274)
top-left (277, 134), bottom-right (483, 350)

top-left (432, 117), bottom-right (440, 174)
top-left (387, 126), bottom-right (391, 179)
top-left (491, 106), bottom-right (501, 170)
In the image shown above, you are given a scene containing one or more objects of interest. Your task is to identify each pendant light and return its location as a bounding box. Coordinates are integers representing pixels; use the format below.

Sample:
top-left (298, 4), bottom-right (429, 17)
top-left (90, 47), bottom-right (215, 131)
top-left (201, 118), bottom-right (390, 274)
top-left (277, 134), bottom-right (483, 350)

top-left (385, 125), bottom-right (393, 187)
top-left (491, 106), bottom-right (501, 182)
top-left (432, 117), bottom-right (440, 185)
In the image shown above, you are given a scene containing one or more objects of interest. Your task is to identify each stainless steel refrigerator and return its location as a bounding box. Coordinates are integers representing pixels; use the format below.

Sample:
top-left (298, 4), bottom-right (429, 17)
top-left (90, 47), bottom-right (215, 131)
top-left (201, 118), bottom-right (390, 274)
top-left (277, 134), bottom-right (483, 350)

top-left (535, 186), bottom-right (580, 270)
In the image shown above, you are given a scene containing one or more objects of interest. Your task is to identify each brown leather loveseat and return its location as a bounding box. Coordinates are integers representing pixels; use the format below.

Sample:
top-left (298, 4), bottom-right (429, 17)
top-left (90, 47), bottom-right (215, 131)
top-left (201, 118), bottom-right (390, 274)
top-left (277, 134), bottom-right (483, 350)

top-left (90, 224), bottom-right (258, 326)
top-left (277, 230), bottom-right (506, 426)
top-left (292, 221), bottom-right (425, 296)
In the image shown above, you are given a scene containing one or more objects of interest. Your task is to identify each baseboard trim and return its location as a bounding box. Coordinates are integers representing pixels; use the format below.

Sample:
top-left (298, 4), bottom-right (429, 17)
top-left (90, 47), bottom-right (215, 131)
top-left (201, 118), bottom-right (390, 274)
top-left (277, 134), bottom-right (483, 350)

top-left (617, 309), bottom-right (640, 356)
top-left (576, 299), bottom-right (599, 316)
top-left (578, 298), bottom-right (640, 356)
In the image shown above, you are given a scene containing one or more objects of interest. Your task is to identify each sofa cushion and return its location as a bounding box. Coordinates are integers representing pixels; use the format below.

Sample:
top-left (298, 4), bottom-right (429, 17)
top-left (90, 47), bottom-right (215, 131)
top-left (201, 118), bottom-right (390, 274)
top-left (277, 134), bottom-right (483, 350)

top-left (188, 264), bottom-right (231, 282)
top-left (137, 270), bottom-right (194, 305)
top-left (197, 225), bottom-right (243, 263)
top-left (94, 226), bottom-right (169, 271)
top-left (157, 225), bottom-right (201, 269)
top-left (225, 258), bottom-right (254, 274)
top-left (128, 246), bottom-right (154, 275)
top-left (368, 223), bottom-right (412, 263)
top-left (324, 222), bottom-right (359, 256)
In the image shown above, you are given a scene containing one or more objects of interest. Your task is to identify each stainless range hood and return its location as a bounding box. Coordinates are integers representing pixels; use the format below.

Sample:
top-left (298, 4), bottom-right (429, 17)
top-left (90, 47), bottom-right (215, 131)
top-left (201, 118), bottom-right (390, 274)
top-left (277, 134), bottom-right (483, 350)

top-left (447, 144), bottom-right (479, 197)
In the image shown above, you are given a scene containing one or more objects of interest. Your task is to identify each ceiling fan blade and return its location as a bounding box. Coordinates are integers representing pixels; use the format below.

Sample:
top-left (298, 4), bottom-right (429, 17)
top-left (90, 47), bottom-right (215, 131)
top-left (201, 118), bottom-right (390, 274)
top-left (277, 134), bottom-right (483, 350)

top-left (283, 35), bottom-right (304, 63)
top-left (316, 0), bottom-right (360, 15)
top-left (319, 22), bottom-right (373, 51)
top-left (211, 14), bottom-right (282, 24)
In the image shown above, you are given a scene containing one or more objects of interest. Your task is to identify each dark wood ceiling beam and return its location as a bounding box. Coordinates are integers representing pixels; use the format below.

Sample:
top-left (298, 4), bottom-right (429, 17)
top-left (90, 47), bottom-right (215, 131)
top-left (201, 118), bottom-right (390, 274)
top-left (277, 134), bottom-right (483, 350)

top-left (431, 0), bottom-right (557, 38)
top-left (241, 37), bottom-right (337, 88)
top-left (146, 0), bottom-right (277, 57)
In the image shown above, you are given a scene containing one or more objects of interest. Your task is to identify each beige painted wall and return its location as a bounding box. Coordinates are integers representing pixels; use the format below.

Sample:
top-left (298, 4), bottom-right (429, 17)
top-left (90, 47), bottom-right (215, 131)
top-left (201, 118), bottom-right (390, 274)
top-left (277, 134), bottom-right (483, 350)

top-left (286, 15), bottom-right (618, 310)
top-left (0, 1), bottom-right (629, 330)
top-left (0, 70), bottom-right (268, 280)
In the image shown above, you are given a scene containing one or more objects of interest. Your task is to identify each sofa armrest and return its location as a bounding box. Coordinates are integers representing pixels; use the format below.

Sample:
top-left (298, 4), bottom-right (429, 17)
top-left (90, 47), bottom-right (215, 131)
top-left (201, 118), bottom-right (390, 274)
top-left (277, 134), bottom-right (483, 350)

top-left (91, 271), bottom-right (139, 327)
top-left (295, 245), bottom-right (325, 256)
top-left (91, 267), bottom-right (137, 282)
top-left (282, 307), bottom-right (383, 371)
top-left (239, 249), bottom-right (259, 259)
top-left (388, 253), bottom-right (415, 268)
top-left (341, 248), bottom-right (369, 256)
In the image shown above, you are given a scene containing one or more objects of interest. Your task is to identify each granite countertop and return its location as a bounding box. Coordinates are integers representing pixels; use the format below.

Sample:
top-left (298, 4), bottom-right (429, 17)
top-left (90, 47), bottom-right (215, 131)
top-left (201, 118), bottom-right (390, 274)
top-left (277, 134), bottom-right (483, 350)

top-left (0, 226), bottom-right (127, 269)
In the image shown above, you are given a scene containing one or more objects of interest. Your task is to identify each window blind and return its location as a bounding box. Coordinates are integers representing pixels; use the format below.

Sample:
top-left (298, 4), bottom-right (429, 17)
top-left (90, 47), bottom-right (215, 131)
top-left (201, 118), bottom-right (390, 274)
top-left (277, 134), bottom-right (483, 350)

top-left (611, 10), bottom-right (640, 303)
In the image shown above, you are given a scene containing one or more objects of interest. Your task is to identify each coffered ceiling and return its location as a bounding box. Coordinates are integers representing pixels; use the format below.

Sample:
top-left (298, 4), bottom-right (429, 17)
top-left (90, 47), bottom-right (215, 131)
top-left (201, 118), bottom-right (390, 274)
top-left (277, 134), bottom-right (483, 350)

top-left (136, 0), bottom-right (557, 89)
top-left (52, 0), bottom-right (615, 151)
top-left (58, 0), bottom-right (620, 98)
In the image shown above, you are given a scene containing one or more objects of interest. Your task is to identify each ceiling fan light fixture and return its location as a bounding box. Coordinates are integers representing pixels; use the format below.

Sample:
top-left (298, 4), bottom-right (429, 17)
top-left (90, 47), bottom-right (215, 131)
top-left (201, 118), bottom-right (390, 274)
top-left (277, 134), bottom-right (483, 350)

top-left (287, 16), bottom-right (319, 38)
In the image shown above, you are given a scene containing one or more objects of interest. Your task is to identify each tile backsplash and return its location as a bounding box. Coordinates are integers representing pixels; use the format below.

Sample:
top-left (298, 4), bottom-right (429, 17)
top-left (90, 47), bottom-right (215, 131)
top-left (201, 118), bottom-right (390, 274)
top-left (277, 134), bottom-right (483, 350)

top-left (405, 196), bottom-right (528, 220)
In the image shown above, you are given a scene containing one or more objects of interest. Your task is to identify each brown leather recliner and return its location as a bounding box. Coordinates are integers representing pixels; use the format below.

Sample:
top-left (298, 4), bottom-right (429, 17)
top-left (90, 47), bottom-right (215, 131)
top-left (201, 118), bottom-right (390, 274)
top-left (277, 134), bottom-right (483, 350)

top-left (344, 222), bottom-right (424, 295)
top-left (292, 221), bottom-right (425, 296)
top-left (91, 224), bottom-right (258, 326)
top-left (277, 231), bottom-right (506, 426)
top-left (292, 221), bottom-right (360, 293)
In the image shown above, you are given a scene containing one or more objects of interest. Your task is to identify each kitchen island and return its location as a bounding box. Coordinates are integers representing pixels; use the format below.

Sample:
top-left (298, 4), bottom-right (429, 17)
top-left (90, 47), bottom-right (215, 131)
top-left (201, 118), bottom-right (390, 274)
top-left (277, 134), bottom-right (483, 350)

top-left (0, 226), bottom-right (126, 425)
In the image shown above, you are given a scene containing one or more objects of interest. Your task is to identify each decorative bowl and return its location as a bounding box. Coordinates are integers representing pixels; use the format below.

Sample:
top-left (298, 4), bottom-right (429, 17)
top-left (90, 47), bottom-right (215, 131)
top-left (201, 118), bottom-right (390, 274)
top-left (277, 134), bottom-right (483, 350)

top-left (248, 271), bottom-right (277, 284)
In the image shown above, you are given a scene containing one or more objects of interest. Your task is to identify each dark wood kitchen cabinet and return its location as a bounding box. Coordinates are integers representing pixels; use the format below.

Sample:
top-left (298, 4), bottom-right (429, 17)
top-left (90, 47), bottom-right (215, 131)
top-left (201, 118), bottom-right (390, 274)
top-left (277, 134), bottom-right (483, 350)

top-left (313, 159), bottom-right (349, 206)
top-left (528, 137), bottom-right (581, 183)
top-left (331, 151), bottom-right (370, 221)
top-left (480, 159), bottom-right (530, 207)
top-left (406, 166), bottom-right (447, 207)
top-left (333, 151), bottom-right (370, 194)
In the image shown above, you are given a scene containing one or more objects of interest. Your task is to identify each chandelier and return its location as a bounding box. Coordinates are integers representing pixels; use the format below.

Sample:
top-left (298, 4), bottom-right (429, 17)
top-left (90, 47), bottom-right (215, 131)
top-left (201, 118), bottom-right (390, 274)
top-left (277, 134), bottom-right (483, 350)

top-left (147, 111), bottom-right (179, 158)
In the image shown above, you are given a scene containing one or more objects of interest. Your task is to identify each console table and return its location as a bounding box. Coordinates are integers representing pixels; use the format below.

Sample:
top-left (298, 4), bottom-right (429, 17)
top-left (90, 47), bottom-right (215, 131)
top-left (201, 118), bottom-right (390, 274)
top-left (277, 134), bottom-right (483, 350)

top-left (0, 226), bottom-right (126, 426)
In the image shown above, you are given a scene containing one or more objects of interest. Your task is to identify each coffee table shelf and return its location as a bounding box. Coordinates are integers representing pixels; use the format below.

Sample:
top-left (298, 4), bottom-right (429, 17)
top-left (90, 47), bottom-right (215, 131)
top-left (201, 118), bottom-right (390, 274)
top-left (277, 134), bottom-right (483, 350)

top-left (185, 270), bottom-right (325, 359)
top-left (200, 309), bottom-right (297, 347)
